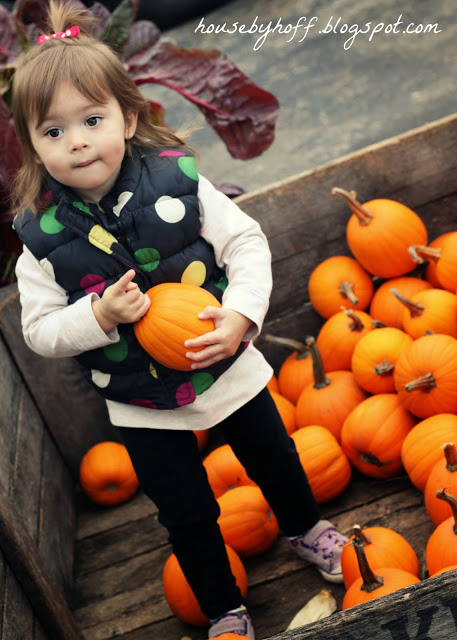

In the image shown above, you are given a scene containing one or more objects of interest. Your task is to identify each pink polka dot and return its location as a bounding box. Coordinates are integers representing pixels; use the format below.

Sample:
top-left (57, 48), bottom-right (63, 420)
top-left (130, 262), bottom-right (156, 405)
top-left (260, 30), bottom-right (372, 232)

top-left (130, 399), bottom-right (158, 409)
top-left (176, 381), bottom-right (196, 406)
top-left (243, 341), bottom-right (250, 350)
top-left (81, 273), bottom-right (106, 296)
top-left (159, 150), bottom-right (186, 157)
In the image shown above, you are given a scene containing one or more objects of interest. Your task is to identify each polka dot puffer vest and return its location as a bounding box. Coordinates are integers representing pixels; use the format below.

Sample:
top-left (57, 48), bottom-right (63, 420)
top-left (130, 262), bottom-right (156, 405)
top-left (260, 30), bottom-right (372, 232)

top-left (15, 147), bottom-right (246, 410)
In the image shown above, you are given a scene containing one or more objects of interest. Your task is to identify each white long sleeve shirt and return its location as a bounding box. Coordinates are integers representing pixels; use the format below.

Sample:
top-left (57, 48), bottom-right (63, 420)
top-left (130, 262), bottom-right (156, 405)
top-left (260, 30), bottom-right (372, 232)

top-left (15, 175), bottom-right (273, 430)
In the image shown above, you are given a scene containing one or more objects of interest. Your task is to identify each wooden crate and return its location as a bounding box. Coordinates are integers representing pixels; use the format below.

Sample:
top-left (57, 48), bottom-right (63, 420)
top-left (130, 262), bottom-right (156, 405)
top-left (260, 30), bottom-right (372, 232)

top-left (1, 112), bottom-right (457, 640)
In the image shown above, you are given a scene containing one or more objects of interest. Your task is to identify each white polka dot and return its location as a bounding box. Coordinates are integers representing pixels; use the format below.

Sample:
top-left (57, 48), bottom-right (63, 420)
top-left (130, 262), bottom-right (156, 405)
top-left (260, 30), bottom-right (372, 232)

top-left (39, 257), bottom-right (55, 279)
top-left (91, 370), bottom-right (111, 388)
top-left (155, 196), bottom-right (186, 223)
top-left (113, 191), bottom-right (134, 216)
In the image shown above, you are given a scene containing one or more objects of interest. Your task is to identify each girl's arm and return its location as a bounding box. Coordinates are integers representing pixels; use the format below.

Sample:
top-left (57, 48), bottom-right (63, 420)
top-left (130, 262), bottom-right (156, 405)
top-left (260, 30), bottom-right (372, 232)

top-left (15, 245), bottom-right (120, 358)
top-left (197, 174), bottom-right (273, 340)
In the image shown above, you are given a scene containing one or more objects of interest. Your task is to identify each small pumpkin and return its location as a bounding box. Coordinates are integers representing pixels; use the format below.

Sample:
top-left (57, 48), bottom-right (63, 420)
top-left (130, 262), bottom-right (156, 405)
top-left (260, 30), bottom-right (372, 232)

top-left (394, 334), bottom-right (457, 418)
top-left (316, 309), bottom-right (377, 372)
top-left (134, 282), bottom-right (221, 371)
top-left (369, 276), bottom-right (432, 329)
top-left (79, 441), bottom-right (139, 506)
top-left (291, 426), bottom-right (352, 503)
top-left (264, 335), bottom-right (313, 404)
top-left (163, 544), bottom-right (247, 626)
top-left (400, 414), bottom-right (457, 491)
top-left (209, 635), bottom-right (251, 640)
top-left (332, 187), bottom-right (427, 278)
top-left (269, 390), bottom-right (297, 435)
top-left (351, 327), bottom-right (413, 394)
top-left (390, 287), bottom-right (457, 339)
top-left (424, 443), bottom-right (457, 525)
top-left (266, 373), bottom-right (280, 394)
top-left (295, 337), bottom-right (367, 442)
top-left (341, 525), bottom-right (420, 589)
top-left (429, 564), bottom-right (457, 578)
top-left (217, 486), bottom-right (279, 557)
top-left (308, 255), bottom-right (374, 319)
top-left (423, 232), bottom-right (457, 287)
top-left (341, 393), bottom-right (415, 479)
top-left (342, 536), bottom-right (420, 610)
top-left (425, 489), bottom-right (457, 577)
top-left (410, 233), bottom-right (457, 292)
top-left (203, 444), bottom-right (257, 498)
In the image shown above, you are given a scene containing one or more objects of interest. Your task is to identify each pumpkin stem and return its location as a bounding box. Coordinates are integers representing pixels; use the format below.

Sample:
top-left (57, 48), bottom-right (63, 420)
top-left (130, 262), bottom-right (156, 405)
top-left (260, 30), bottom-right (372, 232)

top-left (264, 335), bottom-right (310, 361)
top-left (353, 524), bottom-right (372, 546)
top-left (305, 336), bottom-right (331, 389)
top-left (332, 187), bottom-right (374, 226)
top-left (374, 359), bottom-right (395, 377)
top-left (371, 319), bottom-right (386, 328)
top-left (404, 372), bottom-right (436, 392)
top-left (351, 537), bottom-right (384, 593)
top-left (343, 308), bottom-right (365, 332)
top-left (339, 281), bottom-right (359, 305)
top-left (408, 244), bottom-right (441, 264)
top-left (442, 443), bottom-right (457, 473)
top-left (436, 489), bottom-right (457, 534)
top-left (390, 288), bottom-right (424, 318)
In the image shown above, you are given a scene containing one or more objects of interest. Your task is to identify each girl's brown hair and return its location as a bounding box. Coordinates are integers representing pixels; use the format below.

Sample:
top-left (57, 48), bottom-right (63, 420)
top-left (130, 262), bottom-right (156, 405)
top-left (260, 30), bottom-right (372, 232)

top-left (12, 0), bottom-right (192, 215)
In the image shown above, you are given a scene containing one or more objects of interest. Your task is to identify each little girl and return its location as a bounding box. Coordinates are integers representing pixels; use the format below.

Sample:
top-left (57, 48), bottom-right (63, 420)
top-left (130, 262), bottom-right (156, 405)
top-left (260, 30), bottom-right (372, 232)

top-left (12, 2), bottom-right (347, 638)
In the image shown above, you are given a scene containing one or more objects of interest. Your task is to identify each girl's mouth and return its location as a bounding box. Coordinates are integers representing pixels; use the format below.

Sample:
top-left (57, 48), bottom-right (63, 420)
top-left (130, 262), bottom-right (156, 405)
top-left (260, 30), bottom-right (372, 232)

top-left (76, 159), bottom-right (96, 168)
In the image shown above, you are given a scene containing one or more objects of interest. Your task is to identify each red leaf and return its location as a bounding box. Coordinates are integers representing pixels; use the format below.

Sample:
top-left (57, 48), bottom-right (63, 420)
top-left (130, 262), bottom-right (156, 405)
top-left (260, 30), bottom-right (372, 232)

top-left (130, 41), bottom-right (279, 160)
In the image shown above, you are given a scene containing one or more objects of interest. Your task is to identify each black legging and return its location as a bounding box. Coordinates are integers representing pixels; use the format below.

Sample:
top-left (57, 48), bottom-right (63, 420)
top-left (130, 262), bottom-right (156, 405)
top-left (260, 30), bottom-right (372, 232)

top-left (119, 387), bottom-right (320, 619)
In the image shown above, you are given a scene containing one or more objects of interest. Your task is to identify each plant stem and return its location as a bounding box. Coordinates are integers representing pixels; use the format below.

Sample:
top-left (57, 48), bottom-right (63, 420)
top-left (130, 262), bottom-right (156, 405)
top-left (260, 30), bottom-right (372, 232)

top-left (442, 443), bottom-right (457, 473)
top-left (332, 187), bottom-right (374, 226)
top-left (339, 281), bottom-right (359, 305)
top-left (305, 336), bottom-right (330, 389)
top-left (374, 360), bottom-right (395, 376)
top-left (404, 372), bottom-right (436, 392)
top-left (408, 245), bottom-right (441, 264)
top-left (390, 288), bottom-right (424, 318)
top-left (353, 524), bottom-right (372, 546)
top-left (436, 489), bottom-right (457, 534)
top-left (263, 335), bottom-right (310, 360)
top-left (343, 309), bottom-right (365, 332)
top-left (351, 537), bottom-right (384, 593)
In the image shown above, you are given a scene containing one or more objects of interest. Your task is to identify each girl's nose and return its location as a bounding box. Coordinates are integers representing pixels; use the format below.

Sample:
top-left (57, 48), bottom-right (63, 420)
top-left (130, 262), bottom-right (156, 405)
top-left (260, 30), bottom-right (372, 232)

top-left (69, 131), bottom-right (89, 151)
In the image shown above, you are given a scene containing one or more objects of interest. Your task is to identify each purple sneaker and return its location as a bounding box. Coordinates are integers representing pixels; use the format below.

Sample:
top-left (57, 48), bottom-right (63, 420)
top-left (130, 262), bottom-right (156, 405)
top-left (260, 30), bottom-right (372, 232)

top-left (208, 605), bottom-right (255, 639)
top-left (289, 519), bottom-right (348, 583)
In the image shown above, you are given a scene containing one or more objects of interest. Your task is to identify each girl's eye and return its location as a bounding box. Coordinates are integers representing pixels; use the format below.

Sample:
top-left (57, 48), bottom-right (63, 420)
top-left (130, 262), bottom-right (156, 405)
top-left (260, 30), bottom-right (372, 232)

top-left (86, 116), bottom-right (102, 127)
top-left (45, 127), bottom-right (63, 138)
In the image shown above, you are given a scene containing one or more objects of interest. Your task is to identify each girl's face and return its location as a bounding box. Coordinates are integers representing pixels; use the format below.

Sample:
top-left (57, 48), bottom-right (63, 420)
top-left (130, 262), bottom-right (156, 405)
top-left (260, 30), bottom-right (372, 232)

top-left (29, 81), bottom-right (138, 203)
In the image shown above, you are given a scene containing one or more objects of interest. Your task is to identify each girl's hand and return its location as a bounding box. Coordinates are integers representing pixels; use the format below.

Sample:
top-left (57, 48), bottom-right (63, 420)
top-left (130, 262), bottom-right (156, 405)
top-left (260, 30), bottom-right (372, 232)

top-left (92, 269), bottom-right (150, 333)
top-left (184, 306), bottom-right (253, 369)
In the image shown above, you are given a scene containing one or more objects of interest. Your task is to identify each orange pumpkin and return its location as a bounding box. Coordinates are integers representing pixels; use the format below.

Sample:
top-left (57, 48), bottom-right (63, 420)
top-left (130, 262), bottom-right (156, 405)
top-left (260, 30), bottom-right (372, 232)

top-left (308, 255), bottom-right (374, 319)
top-left (400, 414), bottom-right (457, 491)
top-left (424, 232), bottom-right (457, 287)
top-left (269, 390), bottom-right (297, 435)
top-left (332, 187), bottom-right (427, 278)
top-left (351, 327), bottom-right (413, 394)
top-left (209, 635), bottom-right (251, 640)
top-left (79, 441), bottom-right (139, 506)
top-left (163, 544), bottom-right (248, 626)
top-left (394, 334), bottom-right (457, 418)
top-left (369, 276), bottom-right (432, 328)
top-left (424, 443), bottom-right (457, 525)
top-left (391, 287), bottom-right (457, 339)
top-left (194, 429), bottom-right (210, 453)
top-left (429, 565), bottom-right (457, 578)
top-left (341, 525), bottom-right (419, 589)
top-left (291, 426), bottom-right (351, 503)
top-left (266, 374), bottom-right (280, 394)
top-left (410, 233), bottom-right (457, 292)
top-left (296, 337), bottom-right (367, 442)
top-left (134, 282), bottom-right (221, 371)
top-left (217, 486), bottom-right (279, 557)
top-left (265, 335), bottom-right (313, 404)
top-left (203, 444), bottom-right (257, 498)
top-left (425, 489), bottom-right (457, 576)
top-left (342, 537), bottom-right (420, 610)
top-left (316, 309), bottom-right (376, 372)
top-left (341, 394), bottom-right (415, 478)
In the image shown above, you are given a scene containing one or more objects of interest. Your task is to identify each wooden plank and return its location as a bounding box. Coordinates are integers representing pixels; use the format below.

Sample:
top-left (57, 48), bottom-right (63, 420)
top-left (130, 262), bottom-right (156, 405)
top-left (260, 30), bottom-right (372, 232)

top-left (0, 286), bottom-right (117, 478)
top-left (264, 570), bottom-right (457, 640)
top-left (2, 564), bottom-right (34, 640)
top-left (0, 477), bottom-right (85, 640)
top-left (0, 335), bottom-right (22, 495)
top-left (38, 430), bottom-right (76, 597)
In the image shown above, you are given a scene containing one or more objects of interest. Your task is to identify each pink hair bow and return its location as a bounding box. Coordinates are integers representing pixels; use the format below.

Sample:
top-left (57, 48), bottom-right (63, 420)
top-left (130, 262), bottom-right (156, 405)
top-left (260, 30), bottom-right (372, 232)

top-left (37, 25), bottom-right (80, 45)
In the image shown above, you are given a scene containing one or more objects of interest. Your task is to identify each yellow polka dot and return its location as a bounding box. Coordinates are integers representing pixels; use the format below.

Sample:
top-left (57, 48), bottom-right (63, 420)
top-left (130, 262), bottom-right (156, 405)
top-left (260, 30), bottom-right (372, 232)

top-left (181, 261), bottom-right (206, 286)
top-left (88, 225), bottom-right (117, 254)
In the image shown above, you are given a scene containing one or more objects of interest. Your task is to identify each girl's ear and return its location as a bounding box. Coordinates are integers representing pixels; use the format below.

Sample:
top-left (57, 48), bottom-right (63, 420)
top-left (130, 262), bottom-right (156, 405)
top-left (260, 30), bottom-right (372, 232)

top-left (125, 111), bottom-right (138, 140)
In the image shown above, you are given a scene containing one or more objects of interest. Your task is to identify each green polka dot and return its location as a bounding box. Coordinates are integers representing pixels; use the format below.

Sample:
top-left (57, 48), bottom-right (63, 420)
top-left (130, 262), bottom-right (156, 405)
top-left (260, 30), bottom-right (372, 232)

top-left (73, 201), bottom-right (93, 216)
top-left (178, 156), bottom-right (199, 181)
top-left (134, 247), bottom-right (160, 272)
top-left (104, 335), bottom-right (128, 362)
top-left (39, 206), bottom-right (65, 234)
top-left (214, 275), bottom-right (229, 293)
top-left (191, 372), bottom-right (214, 395)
